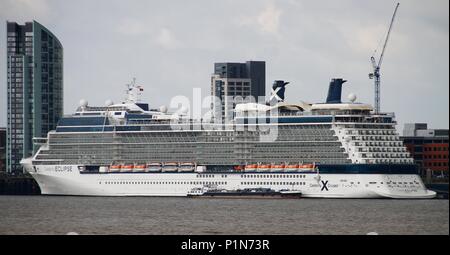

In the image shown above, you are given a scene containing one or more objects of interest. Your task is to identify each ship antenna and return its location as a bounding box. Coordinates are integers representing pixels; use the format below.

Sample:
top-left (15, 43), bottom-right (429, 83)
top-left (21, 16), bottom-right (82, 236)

top-left (125, 77), bottom-right (143, 103)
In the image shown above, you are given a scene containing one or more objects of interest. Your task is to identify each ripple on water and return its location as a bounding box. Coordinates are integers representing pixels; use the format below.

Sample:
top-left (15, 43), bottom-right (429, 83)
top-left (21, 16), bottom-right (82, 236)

top-left (0, 196), bottom-right (448, 235)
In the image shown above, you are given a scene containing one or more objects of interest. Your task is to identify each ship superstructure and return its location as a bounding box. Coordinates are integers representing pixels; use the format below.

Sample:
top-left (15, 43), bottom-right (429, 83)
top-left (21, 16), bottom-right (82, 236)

top-left (21, 79), bottom-right (436, 198)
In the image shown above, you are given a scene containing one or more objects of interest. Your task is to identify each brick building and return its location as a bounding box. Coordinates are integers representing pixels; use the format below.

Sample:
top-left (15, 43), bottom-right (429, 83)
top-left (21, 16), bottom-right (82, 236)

top-left (401, 123), bottom-right (449, 181)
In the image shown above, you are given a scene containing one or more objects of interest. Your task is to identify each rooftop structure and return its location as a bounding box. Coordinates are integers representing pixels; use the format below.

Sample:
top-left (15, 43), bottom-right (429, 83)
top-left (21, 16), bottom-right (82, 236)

top-left (211, 61), bottom-right (265, 122)
top-left (401, 123), bottom-right (449, 181)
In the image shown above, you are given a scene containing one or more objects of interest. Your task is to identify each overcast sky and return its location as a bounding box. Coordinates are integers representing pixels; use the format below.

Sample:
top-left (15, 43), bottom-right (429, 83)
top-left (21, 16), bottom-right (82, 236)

top-left (1, 0), bottom-right (448, 133)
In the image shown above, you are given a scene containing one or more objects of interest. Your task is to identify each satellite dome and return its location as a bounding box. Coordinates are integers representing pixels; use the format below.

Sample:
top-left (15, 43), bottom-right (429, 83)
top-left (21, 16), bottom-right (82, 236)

top-left (79, 99), bottom-right (88, 108)
top-left (105, 99), bottom-right (114, 106)
top-left (348, 93), bottom-right (357, 103)
top-left (159, 105), bottom-right (168, 113)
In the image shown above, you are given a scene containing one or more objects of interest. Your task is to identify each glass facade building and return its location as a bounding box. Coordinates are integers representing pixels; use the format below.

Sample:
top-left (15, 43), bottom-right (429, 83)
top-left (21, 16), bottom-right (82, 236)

top-left (6, 21), bottom-right (63, 174)
top-left (0, 127), bottom-right (5, 172)
top-left (213, 61), bottom-right (265, 99)
top-left (211, 61), bottom-right (265, 122)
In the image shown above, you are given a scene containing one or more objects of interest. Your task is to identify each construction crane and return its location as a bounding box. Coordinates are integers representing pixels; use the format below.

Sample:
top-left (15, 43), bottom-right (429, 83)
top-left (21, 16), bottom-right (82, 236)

top-left (369, 3), bottom-right (400, 114)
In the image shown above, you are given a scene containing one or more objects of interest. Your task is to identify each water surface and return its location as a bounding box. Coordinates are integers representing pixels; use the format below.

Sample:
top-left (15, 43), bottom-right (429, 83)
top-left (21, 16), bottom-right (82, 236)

top-left (0, 196), bottom-right (447, 235)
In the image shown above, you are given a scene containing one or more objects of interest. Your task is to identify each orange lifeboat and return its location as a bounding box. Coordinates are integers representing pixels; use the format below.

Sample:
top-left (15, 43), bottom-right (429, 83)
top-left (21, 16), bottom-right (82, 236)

top-left (110, 164), bottom-right (122, 172)
top-left (121, 164), bottom-right (134, 172)
top-left (299, 163), bottom-right (315, 171)
top-left (234, 165), bottom-right (244, 171)
top-left (245, 164), bottom-right (258, 172)
top-left (270, 164), bottom-right (285, 172)
top-left (285, 164), bottom-right (299, 172)
top-left (257, 164), bottom-right (271, 172)
top-left (134, 164), bottom-right (146, 172)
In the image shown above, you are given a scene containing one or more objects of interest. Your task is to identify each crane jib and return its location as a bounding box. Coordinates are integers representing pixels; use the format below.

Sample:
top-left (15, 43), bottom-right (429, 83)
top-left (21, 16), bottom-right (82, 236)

top-left (370, 2), bottom-right (400, 114)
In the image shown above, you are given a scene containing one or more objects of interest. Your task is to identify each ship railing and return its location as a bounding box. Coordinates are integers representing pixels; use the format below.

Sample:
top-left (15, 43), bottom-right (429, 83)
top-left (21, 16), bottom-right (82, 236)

top-left (32, 137), bottom-right (48, 145)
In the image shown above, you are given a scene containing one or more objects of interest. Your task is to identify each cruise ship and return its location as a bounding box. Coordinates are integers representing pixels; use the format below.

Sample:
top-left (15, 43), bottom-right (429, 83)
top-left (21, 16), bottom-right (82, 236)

top-left (21, 78), bottom-right (436, 198)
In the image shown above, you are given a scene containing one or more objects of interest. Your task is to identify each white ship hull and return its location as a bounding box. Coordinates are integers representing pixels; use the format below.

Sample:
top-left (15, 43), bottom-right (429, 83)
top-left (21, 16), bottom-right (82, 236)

top-left (24, 163), bottom-right (436, 199)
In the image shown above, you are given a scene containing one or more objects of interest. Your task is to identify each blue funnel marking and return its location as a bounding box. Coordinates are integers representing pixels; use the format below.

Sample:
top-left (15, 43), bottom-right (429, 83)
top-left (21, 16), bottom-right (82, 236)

top-left (326, 78), bottom-right (347, 103)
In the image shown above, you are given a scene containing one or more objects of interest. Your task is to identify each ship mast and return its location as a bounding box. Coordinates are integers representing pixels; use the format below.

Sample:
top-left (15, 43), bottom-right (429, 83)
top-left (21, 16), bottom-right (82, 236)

top-left (125, 78), bottom-right (143, 103)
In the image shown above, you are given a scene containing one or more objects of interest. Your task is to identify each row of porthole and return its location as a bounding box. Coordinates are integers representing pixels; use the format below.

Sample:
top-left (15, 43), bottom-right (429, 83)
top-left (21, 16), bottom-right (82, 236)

top-left (100, 181), bottom-right (228, 185)
top-left (242, 174), bottom-right (307, 179)
top-left (388, 185), bottom-right (419, 188)
top-left (196, 174), bottom-right (227, 178)
top-left (241, 182), bottom-right (306, 186)
top-left (387, 182), bottom-right (416, 185)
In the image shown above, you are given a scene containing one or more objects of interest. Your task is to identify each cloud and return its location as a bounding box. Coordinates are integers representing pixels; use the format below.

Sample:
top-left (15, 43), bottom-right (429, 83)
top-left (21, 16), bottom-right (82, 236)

top-left (348, 25), bottom-right (388, 55)
top-left (257, 2), bottom-right (282, 34)
top-left (117, 18), bottom-right (147, 36)
top-left (0, 0), bottom-right (50, 20)
top-left (116, 18), bottom-right (181, 50)
top-left (155, 27), bottom-right (181, 50)
top-left (236, 1), bottom-right (282, 36)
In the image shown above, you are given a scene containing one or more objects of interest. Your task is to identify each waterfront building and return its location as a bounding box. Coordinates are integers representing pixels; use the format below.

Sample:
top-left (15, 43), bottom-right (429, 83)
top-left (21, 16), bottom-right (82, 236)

top-left (211, 61), bottom-right (265, 121)
top-left (0, 128), bottom-right (6, 172)
top-left (6, 21), bottom-right (63, 174)
top-left (401, 123), bottom-right (449, 180)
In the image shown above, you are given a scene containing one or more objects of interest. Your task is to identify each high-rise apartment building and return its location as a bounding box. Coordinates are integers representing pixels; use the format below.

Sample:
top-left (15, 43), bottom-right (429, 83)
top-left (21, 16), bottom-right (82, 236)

top-left (0, 127), bottom-right (6, 172)
top-left (211, 61), bottom-right (265, 121)
top-left (6, 20), bottom-right (63, 174)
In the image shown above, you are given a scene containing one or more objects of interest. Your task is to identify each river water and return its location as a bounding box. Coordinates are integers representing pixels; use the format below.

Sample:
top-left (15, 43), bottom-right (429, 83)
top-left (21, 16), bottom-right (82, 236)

top-left (0, 196), bottom-right (447, 235)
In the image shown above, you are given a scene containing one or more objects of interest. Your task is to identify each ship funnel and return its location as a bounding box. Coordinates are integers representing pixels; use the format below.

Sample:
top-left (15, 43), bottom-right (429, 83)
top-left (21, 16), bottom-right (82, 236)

top-left (326, 78), bottom-right (347, 103)
top-left (269, 80), bottom-right (290, 104)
